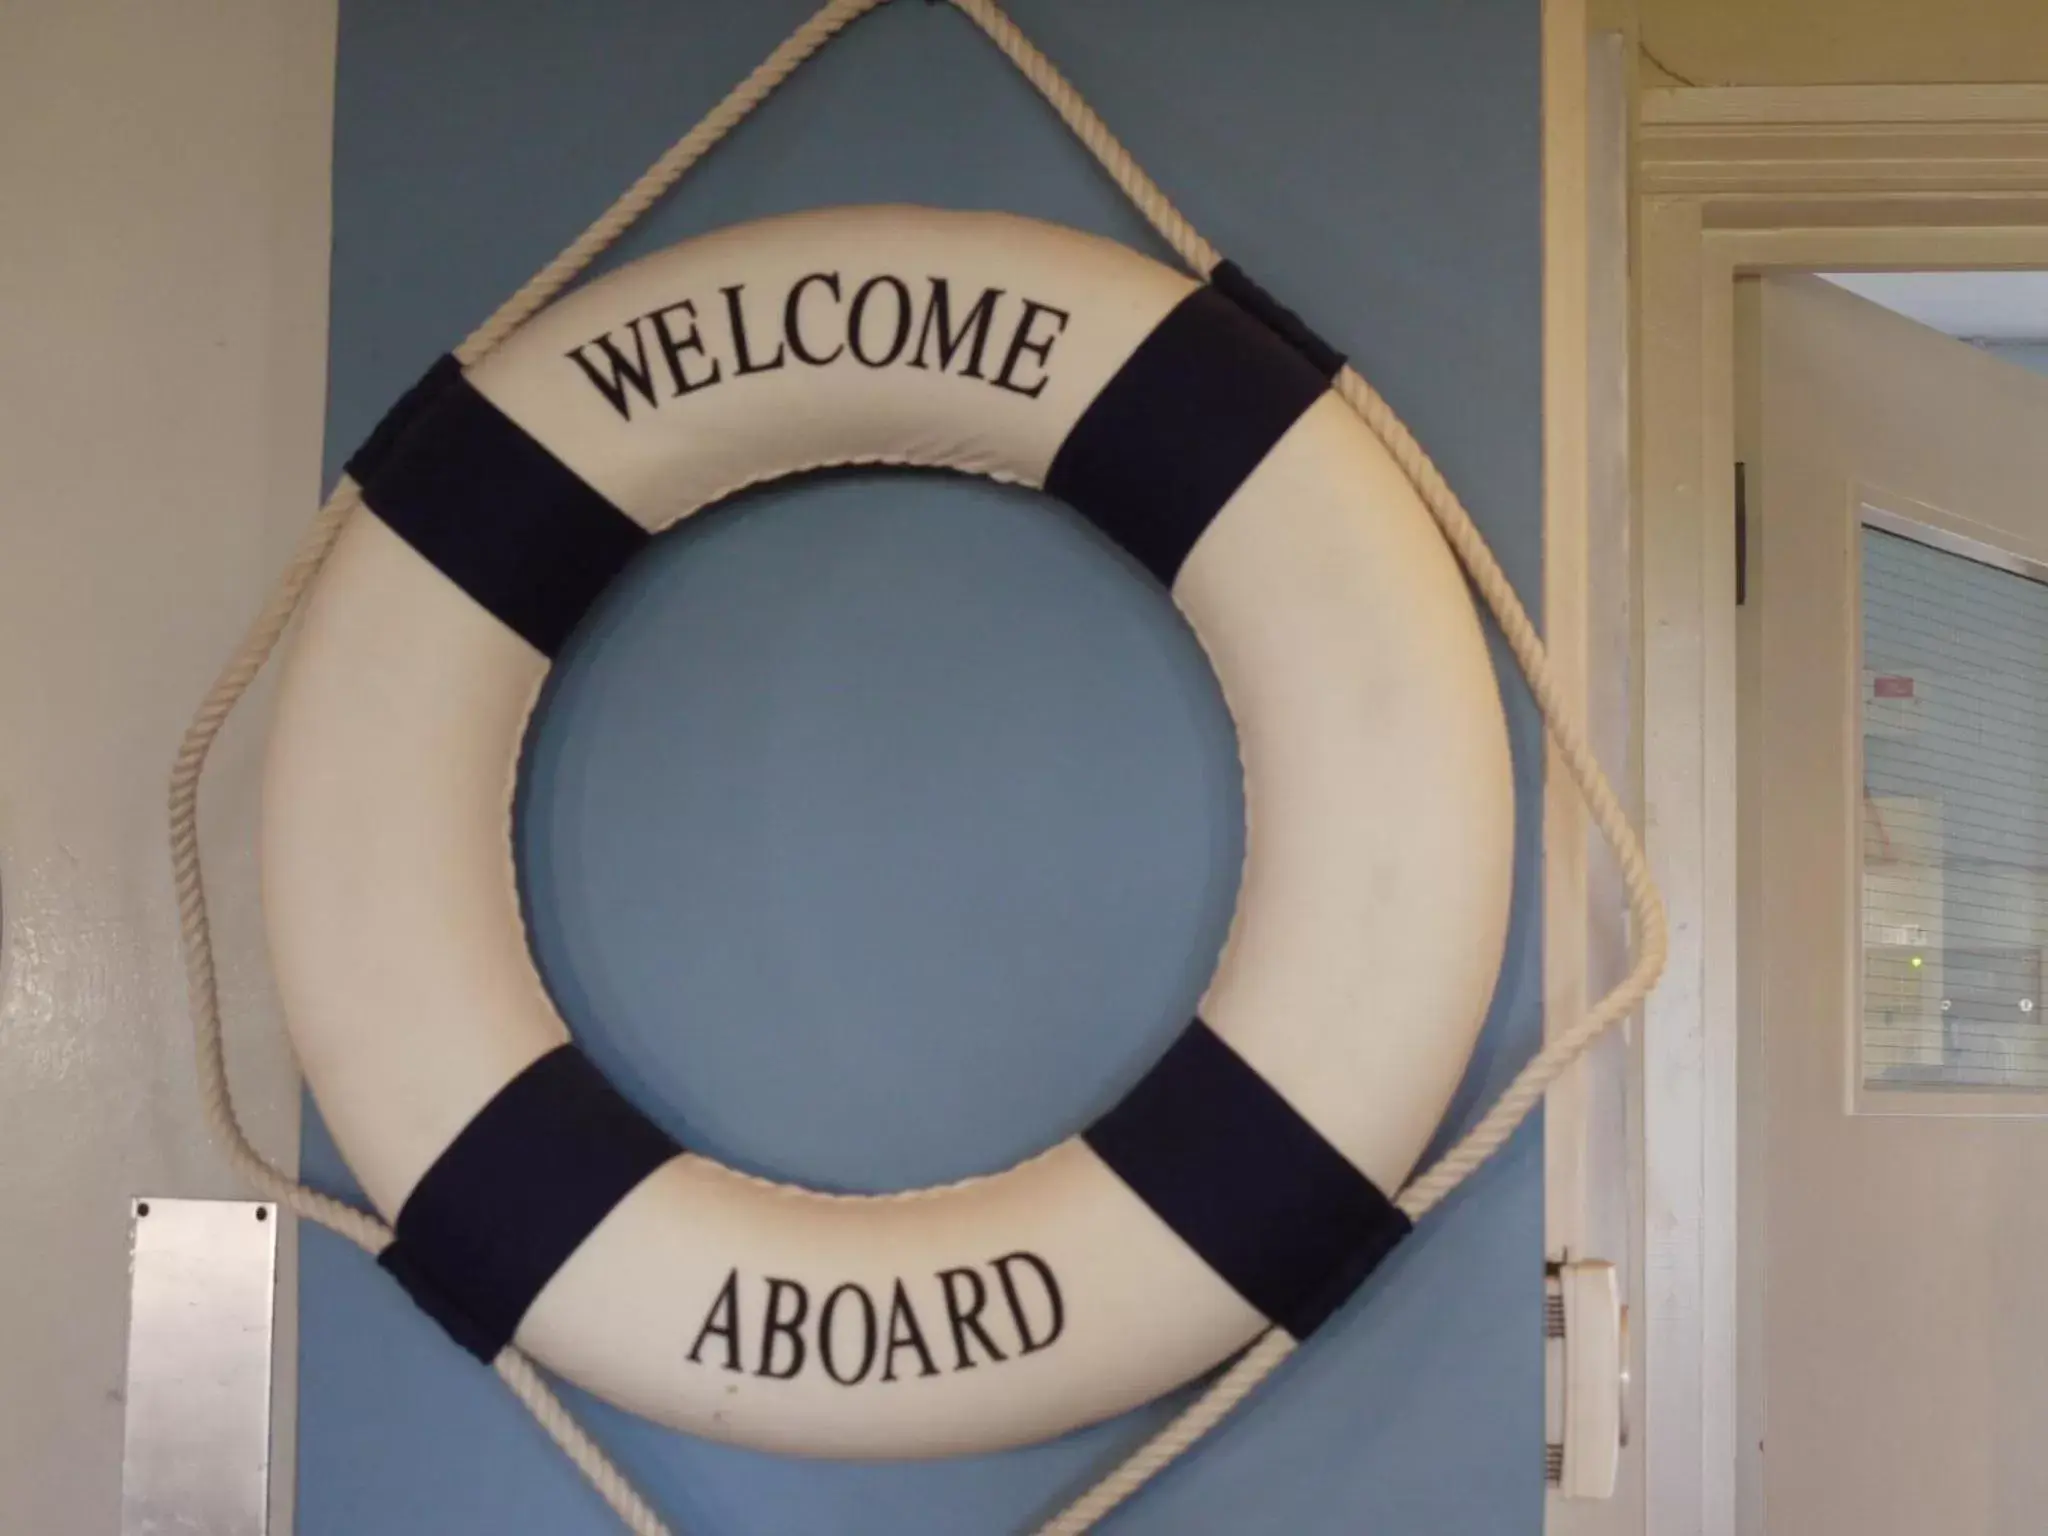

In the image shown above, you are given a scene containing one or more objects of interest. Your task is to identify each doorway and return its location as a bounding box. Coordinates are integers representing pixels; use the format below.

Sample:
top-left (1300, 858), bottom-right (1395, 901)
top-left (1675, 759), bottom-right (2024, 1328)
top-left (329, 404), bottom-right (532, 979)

top-left (1735, 270), bottom-right (2048, 1535)
top-left (1637, 78), bottom-right (2048, 1536)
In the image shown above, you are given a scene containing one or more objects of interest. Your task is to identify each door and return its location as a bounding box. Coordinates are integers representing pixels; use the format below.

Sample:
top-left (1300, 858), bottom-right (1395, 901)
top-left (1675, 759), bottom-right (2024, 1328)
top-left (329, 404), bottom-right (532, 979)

top-left (1741, 272), bottom-right (2048, 1535)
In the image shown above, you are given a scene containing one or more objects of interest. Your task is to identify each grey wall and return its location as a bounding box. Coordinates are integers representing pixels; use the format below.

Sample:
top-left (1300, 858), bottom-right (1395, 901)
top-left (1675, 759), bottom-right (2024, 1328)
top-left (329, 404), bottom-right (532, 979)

top-left (0, 9), bottom-right (335, 1533)
top-left (303, 2), bottom-right (1546, 1531)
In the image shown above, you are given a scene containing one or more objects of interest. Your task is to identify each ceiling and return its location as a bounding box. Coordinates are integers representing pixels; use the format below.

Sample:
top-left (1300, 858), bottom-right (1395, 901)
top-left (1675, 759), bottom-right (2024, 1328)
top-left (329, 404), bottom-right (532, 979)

top-left (1819, 272), bottom-right (2048, 343)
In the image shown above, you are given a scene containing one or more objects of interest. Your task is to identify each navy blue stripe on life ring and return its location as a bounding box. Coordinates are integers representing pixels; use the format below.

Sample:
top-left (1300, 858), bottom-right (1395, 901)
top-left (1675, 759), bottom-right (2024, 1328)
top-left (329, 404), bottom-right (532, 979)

top-left (379, 1045), bottom-right (681, 1362)
top-left (1208, 260), bottom-right (1347, 382)
top-left (348, 356), bottom-right (650, 658)
top-left (1045, 279), bottom-right (1339, 587)
top-left (1083, 1019), bottom-right (1411, 1340)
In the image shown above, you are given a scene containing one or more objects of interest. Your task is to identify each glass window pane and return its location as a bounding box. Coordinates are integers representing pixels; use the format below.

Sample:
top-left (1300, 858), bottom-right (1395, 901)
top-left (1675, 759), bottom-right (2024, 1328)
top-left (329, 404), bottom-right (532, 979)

top-left (1862, 522), bottom-right (2048, 1092)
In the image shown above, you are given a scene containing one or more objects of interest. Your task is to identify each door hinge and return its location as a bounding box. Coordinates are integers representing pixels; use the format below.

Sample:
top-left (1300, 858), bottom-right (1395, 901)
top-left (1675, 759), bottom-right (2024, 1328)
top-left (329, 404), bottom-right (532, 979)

top-left (1735, 461), bottom-right (1748, 606)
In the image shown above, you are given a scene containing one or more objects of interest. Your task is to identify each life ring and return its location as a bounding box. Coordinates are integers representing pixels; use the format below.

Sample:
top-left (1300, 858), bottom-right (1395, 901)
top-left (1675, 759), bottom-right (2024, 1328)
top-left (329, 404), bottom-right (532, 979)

top-left (262, 205), bottom-right (1514, 1458)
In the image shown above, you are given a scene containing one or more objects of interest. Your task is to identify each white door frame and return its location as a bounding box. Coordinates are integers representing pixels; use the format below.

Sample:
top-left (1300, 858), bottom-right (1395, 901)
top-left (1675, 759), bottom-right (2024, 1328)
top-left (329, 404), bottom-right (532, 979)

top-left (1543, 9), bottom-right (1653, 1530)
top-left (1637, 82), bottom-right (2048, 1536)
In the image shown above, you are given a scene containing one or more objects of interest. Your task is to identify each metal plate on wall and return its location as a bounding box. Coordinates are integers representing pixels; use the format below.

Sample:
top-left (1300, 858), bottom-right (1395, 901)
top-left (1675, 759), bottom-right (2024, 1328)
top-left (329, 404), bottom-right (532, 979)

top-left (121, 1198), bottom-right (277, 1536)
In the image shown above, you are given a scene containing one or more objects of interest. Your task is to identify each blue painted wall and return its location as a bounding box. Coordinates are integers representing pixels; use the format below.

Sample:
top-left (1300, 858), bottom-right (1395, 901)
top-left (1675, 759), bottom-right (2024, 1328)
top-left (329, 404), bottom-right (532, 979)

top-left (302, 2), bottom-right (1546, 1531)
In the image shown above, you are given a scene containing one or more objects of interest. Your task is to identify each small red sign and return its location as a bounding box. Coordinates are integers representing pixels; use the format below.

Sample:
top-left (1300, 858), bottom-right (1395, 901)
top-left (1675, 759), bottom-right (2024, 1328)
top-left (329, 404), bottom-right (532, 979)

top-left (1874, 675), bottom-right (1915, 699)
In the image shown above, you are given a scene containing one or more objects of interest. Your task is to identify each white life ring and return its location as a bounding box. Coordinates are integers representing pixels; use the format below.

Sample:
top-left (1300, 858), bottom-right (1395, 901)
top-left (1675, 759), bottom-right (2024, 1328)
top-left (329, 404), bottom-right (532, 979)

top-left (263, 205), bottom-right (1514, 1458)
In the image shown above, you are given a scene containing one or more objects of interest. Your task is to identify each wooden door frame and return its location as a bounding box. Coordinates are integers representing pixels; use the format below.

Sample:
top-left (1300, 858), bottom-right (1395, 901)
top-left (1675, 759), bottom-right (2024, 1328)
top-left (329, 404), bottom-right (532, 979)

top-left (1637, 81), bottom-right (2048, 1536)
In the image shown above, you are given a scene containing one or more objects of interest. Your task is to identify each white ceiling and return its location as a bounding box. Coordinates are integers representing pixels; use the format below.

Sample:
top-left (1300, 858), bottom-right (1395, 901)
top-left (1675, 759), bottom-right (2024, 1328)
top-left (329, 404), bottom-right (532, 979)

top-left (1819, 271), bottom-right (2048, 343)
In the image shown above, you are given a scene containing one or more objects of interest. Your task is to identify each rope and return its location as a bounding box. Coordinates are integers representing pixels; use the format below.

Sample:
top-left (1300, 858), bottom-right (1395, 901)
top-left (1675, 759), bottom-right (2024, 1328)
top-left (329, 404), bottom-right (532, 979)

top-left (166, 2), bottom-right (1666, 1532)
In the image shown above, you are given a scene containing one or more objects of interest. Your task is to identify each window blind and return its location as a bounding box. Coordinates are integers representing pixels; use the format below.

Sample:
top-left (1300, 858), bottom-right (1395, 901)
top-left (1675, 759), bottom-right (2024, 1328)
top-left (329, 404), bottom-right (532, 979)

top-left (1862, 522), bottom-right (2048, 1091)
